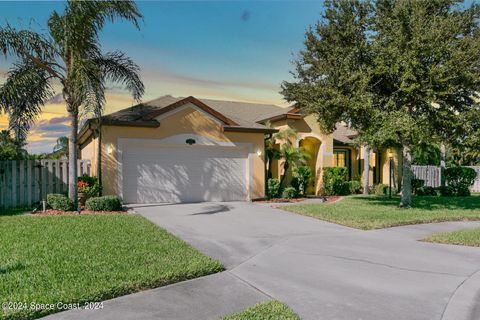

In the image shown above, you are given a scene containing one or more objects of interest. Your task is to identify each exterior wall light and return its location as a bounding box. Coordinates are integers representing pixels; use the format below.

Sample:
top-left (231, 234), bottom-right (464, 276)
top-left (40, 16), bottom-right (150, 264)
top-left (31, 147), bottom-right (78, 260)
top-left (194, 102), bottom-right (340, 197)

top-left (257, 149), bottom-right (262, 156)
top-left (106, 145), bottom-right (113, 155)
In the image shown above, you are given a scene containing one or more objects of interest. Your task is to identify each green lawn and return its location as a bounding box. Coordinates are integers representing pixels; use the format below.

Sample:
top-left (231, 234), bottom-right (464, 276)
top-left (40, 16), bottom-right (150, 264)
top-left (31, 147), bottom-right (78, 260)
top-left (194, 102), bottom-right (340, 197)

top-left (223, 301), bottom-right (300, 320)
top-left (0, 214), bottom-right (223, 320)
top-left (424, 227), bottom-right (480, 247)
top-left (281, 195), bottom-right (480, 230)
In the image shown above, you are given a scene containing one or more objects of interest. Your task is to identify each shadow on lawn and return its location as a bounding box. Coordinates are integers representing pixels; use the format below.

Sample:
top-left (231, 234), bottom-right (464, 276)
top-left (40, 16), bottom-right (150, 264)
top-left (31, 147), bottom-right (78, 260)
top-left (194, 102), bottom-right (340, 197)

top-left (351, 195), bottom-right (480, 211)
top-left (0, 262), bottom-right (25, 275)
top-left (0, 208), bottom-right (29, 216)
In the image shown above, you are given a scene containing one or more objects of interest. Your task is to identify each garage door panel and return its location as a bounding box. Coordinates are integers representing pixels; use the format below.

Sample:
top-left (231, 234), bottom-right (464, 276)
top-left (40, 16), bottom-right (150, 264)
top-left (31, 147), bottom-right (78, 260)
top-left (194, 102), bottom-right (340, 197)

top-left (122, 144), bottom-right (248, 203)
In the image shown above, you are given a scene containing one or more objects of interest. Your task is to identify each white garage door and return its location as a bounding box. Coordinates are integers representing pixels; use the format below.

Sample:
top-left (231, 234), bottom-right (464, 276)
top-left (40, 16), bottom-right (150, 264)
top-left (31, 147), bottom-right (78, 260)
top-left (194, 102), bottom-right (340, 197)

top-left (121, 143), bottom-right (248, 203)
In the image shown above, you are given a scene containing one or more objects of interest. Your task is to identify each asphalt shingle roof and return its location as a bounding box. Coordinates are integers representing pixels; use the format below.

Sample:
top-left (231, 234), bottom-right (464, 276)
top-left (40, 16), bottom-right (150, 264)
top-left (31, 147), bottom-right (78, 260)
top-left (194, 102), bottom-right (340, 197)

top-left (101, 95), bottom-right (289, 129)
top-left (96, 95), bottom-right (358, 143)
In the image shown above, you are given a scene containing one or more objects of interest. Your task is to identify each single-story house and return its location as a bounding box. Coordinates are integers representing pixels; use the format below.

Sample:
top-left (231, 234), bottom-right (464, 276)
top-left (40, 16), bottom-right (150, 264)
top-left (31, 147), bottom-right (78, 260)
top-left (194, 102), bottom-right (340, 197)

top-left (79, 95), bottom-right (401, 203)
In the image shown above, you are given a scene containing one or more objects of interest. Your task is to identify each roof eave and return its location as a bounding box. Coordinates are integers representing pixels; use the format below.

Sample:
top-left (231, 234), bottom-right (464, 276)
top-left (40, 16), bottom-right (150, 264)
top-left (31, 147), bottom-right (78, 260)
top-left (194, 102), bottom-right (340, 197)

top-left (257, 113), bottom-right (303, 124)
top-left (222, 125), bottom-right (279, 134)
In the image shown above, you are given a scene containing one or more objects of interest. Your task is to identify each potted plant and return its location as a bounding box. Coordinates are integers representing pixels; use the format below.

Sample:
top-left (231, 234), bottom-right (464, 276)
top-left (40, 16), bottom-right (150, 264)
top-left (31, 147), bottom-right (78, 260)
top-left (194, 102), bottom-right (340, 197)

top-left (77, 175), bottom-right (102, 208)
top-left (77, 180), bottom-right (89, 207)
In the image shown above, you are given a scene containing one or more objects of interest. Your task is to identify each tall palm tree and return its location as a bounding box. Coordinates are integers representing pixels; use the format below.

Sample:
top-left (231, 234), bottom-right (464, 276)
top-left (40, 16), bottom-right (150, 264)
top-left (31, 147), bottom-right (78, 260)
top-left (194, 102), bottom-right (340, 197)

top-left (0, 1), bottom-right (144, 205)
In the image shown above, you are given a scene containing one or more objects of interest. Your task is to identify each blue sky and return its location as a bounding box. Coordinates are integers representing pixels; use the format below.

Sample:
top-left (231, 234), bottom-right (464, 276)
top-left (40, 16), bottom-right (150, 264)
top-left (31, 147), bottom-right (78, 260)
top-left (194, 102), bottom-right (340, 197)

top-left (0, 1), bottom-right (326, 153)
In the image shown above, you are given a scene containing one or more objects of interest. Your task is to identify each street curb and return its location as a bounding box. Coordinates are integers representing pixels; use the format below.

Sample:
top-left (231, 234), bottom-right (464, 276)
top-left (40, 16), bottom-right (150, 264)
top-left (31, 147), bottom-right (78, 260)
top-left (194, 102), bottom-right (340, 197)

top-left (442, 269), bottom-right (480, 320)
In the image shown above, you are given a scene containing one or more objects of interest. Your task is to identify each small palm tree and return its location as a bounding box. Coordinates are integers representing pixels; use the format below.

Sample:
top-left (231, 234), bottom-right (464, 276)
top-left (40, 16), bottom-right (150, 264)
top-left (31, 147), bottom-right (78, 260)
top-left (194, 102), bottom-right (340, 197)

top-left (279, 145), bottom-right (310, 186)
top-left (0, 1), bottom-right (144, 205)
top-left (265, 122), bottom-right (298, 179)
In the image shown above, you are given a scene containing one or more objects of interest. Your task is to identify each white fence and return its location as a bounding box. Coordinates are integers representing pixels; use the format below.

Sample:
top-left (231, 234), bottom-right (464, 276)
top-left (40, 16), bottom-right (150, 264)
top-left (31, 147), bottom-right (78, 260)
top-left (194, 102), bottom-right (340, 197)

top-left (0, 160), bottom-right (91, 210)
top-left (412, 165), bottom-right (480, 192)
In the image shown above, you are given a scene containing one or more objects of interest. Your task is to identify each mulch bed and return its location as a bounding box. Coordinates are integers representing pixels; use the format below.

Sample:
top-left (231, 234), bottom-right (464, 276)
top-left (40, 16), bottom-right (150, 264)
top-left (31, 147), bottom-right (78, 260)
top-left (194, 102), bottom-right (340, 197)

top-left (324, 196), bottom-right (342, 203)
top-left (256, 196), bottom-right (343, 204)
top-left (256, 198), bottom-right (306, 203)
top-left (32, 210), bottom-right (127, 215)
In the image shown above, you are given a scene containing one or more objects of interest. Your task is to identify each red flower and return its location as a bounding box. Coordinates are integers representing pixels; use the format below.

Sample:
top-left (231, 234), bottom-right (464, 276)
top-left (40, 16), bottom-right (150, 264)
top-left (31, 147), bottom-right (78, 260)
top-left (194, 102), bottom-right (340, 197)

top-left (77, 181), bottom-right (89, 189)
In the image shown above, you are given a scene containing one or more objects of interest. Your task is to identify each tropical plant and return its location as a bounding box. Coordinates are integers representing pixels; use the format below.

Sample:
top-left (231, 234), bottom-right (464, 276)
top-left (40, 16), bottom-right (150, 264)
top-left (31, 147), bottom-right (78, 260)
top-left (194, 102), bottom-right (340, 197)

top-left (293, 166), bottom-right (312, 196)
top-left (0, 1), bottom-right (144, 206)
top-left (279, 146), bottom-right (309, 186)
top-left (264, 124), bottom-right (298, 179)
top-left (282, 0), bottom-right (480, 208)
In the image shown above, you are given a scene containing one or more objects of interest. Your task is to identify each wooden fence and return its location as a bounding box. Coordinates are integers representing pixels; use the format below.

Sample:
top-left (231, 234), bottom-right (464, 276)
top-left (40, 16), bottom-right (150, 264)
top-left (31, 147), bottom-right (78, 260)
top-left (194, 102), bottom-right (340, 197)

top-left (0, 160), bottom-right (91, 210)
top-left (412, 165), bottom-right (480, 192)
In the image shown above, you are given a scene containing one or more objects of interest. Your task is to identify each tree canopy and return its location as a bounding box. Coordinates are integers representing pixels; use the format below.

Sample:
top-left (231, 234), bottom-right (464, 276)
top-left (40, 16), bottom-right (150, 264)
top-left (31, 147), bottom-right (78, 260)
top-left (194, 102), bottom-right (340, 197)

top-left (282, 0), bottom-right (480, 207)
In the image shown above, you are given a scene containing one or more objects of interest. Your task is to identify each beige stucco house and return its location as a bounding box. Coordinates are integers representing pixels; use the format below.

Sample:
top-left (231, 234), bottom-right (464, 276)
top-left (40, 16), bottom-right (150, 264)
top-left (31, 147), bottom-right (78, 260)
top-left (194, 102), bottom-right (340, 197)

top-left (79, 95), bottom-right (401, 203)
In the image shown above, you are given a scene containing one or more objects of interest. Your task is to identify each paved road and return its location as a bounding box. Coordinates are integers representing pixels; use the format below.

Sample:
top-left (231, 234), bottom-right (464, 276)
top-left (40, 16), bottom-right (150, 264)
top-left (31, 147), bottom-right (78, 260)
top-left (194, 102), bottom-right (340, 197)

top-left (44, 202), bottom-right (480, 320)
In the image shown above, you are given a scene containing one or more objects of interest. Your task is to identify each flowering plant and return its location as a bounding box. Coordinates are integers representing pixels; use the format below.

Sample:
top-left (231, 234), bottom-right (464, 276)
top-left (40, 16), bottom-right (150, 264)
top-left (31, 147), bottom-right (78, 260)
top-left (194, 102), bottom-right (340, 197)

top-left (77, 181), bottom-right (89, 191)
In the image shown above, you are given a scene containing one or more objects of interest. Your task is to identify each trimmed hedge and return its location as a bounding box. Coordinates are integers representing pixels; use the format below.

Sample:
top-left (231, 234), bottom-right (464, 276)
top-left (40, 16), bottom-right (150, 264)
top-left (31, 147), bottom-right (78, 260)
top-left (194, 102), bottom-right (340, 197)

top-left (85, 196), bottom-right (122, 211)
top-left (416, 186), bottom-right (437, 196)
top-left (47, 194), bottom-right (73, 211)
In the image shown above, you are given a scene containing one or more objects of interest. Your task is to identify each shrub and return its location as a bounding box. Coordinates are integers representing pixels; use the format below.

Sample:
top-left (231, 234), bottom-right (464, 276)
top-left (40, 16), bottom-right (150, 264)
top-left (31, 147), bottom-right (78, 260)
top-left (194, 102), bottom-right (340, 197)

top-left (86, 196), bottom-right (122, 211)
top-left (444, 167), bottom-right (476, 196)
top-left (416, 186), bottom-right (438, 196)
top-left (438, 185), bottom-right (455, 197)
top-left (375, 184), bottom-right (388, 196)
top-left (282, 187), bottom-right (298, 199)
top-left (323, 167), bottom-right (349, 196)
top-left (457, 186), bottom-right (471, 197)
top-left (293, 166), bottom-right (313, 196)
top-left (47, 194), bottom-right (73, 211)
top-left (77, 175), bottom-right (102, 198)
top-left (267, 178), bottom-right (281, 199)
top-left (411, 178), bottom-right (425, 194)
top-left (348, 180), bottom-right (362, 194)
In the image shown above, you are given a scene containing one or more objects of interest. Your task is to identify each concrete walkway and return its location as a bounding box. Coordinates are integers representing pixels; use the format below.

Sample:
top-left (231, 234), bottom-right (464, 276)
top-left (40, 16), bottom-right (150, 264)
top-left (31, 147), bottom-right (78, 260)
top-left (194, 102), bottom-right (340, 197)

top-left (44, 202), bottom-right (480, 320)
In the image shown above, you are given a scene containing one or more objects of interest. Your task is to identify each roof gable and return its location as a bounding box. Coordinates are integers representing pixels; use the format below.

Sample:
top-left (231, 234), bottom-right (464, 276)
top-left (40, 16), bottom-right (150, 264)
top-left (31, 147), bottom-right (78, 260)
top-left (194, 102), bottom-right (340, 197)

top-left (141, 96), bottom-right (238, 125)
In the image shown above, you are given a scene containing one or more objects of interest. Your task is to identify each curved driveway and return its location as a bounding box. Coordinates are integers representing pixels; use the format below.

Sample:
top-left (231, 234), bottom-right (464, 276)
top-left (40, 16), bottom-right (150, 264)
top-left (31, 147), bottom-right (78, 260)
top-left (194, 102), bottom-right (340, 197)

top-left (45, 202), bottom-right (480, 320)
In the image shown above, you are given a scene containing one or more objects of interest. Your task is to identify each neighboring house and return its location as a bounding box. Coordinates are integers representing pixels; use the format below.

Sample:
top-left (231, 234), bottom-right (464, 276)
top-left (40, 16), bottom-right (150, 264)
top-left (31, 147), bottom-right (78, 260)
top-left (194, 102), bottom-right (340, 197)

top-left (79, 95), bottom-right (401, 203)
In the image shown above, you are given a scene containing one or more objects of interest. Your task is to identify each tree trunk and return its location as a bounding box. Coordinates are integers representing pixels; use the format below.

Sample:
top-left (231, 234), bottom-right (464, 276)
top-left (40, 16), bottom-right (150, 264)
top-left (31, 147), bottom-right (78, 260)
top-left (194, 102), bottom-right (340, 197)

top-left (68, 111), bottom-right (78, 209)
top-left (363, 145), bottom-right (370, 195)
top-left (440, 143), bottom-right (446, 187)
top-left (96, 126), bottom-right (102, 195)
top-left (400, 145), bottom-right (413, 208)
top-left (280, 162), bottom-right (289, 187)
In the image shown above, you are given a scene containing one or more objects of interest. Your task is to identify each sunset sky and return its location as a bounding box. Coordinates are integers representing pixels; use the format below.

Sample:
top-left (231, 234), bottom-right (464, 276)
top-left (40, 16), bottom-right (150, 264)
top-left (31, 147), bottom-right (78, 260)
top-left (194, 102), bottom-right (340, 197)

top-left (0, 1), bottom-right (325, 153)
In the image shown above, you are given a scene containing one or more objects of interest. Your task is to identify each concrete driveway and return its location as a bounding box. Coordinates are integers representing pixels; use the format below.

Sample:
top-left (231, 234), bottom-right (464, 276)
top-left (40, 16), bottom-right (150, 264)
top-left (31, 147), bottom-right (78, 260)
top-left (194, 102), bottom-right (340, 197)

top-left (45, 202), bottom-right (480, 320)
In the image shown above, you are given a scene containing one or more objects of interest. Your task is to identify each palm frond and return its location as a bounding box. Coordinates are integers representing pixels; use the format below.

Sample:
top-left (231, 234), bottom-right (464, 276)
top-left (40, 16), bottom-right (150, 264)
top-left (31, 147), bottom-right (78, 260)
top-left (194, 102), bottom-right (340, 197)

top-left (0, 61), bottom-right (55, 140)
top-left (95, 51), bottom-right (144, 101)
